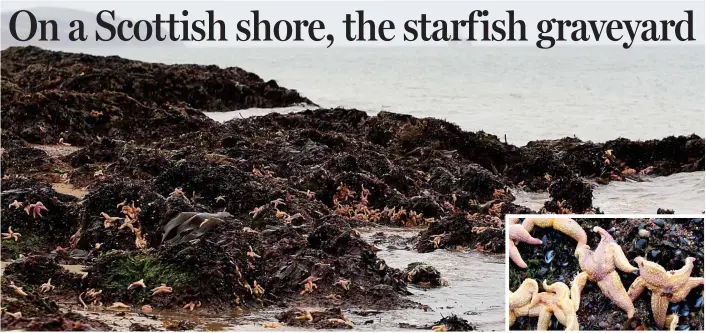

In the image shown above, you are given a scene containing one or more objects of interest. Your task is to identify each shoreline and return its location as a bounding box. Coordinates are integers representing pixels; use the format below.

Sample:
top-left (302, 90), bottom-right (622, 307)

top-left (1, 46), bottom-right (704, 331)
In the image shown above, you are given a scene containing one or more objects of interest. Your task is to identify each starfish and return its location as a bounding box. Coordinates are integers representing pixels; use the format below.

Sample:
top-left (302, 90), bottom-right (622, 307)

top-left (295, 310), bottom-right (313, 322)
top-left (170, 188), bottom-right (184, 197)
top-left (134, 227), bottom-right (147, 249)
top-left (2, 227), bottom-right (21, 242)
top-left (25, 201), bottom-right (48, 218)
top-left (249, 205), bottom-right (265, 218)
top-left (508, 220), bottom-right (543, 268)
top-left (271, 198), bottom-right (286, 209)
top-left (5, 311), bottom-right (22, 319)
top-left (151, 284), bottom-right (173, 295)
top-left (285, 213), bottom-right (303, 224)
top-left (8, 200), bottom-right (23, 209)
top-left (183, 301), bottom-right (201, 311)
top-left (253, 280), bottom-right (265, 296)
top-left (306, 190), bottom-right (316, 200)
top-left (94, 169), bottom-right (104, 177)
top-left (325, 294), bottom-right (342, 300)
top-left (247, 245), bottom-right (261, 259)
top-left (334, 279), bottom-right (350, 291)
top-left (101, 212), bottom-right (123, 228)
top-left (511, 280), bottom-right (579, 330)
top-left (127, 279), bottom-right (145, 290)
top-left (509, 279), bottom-right (539, 322)
top-left (328, 318), bottom-right (354, 328)
top-left (9, 281), bottom-right (28, 297)
top-left (106, 302), bottom-right (131, 311)
top-left (141, 305), bottom-right (153, 314)
top-left (300, 276), bottom-right (320, 295)
top-left (431, 324), bottom-right (449, 332)
top-left (573, 226), bottom-right (637, 318)
top-left (262, 322), bottom-right (284, 328)
top-left (521, 217), bottom-right (587, 245)
top-left (430, 233), bottom-right (446, 249)
top-left (215, 195), bottom-right (226, 203)
top-left (40, 279), bottom-right (55, 293)
top-left (627, 256), bottom-right (704, 329)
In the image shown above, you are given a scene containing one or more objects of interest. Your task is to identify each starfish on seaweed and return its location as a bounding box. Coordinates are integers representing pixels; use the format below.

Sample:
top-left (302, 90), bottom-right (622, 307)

top-left (573, 226), bottom-right (637, 319)
top-left (627, 256), bottom-right (704, 329)
top-left (25, 201), bottom-right (48, 218)
top-left (2, 227), bottom-right (21, 242)
top-left (508, 219), bottom-right (543, 268)
top-left (511, 280), bottom-right (580, 330)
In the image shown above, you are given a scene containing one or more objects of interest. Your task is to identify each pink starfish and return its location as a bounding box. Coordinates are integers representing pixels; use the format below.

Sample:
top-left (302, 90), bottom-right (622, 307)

top-left (28, 201), bottom-right (48, 218)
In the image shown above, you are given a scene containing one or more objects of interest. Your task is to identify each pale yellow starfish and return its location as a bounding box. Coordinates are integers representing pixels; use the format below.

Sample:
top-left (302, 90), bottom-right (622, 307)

top-left (628, 256), bottom-right (704, 329)
top-left (573, 226), bottom-right (637, 319)
top-left (40, 279), bottom-right (55, 293)
top-left (151, 284), bottom-right (173, 295)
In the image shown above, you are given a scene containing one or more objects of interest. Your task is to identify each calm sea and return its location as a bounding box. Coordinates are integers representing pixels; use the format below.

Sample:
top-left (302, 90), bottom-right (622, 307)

top-left (33, 46), bottom-right (706, 213)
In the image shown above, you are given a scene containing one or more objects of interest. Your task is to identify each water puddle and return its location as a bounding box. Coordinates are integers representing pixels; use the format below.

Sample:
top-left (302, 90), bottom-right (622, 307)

top-left (30, 144), bottom-right (82, 157)
top-left (51, 183), bottom-right (89, 199)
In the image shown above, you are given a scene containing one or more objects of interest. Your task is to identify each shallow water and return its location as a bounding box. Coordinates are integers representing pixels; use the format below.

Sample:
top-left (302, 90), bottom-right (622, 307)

top-left (513, 172), bottom-right (706, 214)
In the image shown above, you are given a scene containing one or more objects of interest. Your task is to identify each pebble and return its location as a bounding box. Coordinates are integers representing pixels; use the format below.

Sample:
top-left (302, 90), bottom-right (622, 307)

top-left (653, 218), bottom-right (666, 226)
top-left (694, 296), bottom-right (703, 309)
top-left (638, 229), bottom-right (650, 238)
top-left (635, 239), bottom-right (648, 249)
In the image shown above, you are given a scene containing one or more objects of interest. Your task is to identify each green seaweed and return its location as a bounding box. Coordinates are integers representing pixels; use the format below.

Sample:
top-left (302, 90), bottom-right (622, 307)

top-left (98, 251), bottom-right (195, 292)
top-left (1, 235), bottom-right (45, 260)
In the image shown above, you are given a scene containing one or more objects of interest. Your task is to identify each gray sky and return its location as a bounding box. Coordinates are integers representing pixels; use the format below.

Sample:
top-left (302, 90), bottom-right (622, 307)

top-left (2, 1), bottom-right (703, 47)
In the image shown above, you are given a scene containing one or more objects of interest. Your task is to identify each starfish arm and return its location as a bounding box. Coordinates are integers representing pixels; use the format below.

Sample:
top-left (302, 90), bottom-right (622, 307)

top-left (509, 242), bottom-right (528, 269)
top-left (668, 257), bottom-right (695, 287)
top-left (634, 257), bottom-right (669, 288)
top-left (510, 279), bottom-right (539, 309)
top-left (627, 276), bottom-right (646, 301)
top-left (596, 271), bottom-right (635, 319)
top-left (650, 294), bottom-right (669, 329)
top-left (669, 277), bottom-right (704, 302)
top-left (536, 307), bottom-right (553, 331)
top-left (551, 218), bottom-right (587, 245)
top-left (571, 272), bottom-right (588, 311)
top-left (509, 312), bottom-right (516, 327)
top-left (521, 217), bottom-right (553, 233)
top-left (509, 224), bottom-right (542, 245)
top-left (665, 315), bottom-right (678, 331)
top-left (609, 243), bottom-right (638, 273)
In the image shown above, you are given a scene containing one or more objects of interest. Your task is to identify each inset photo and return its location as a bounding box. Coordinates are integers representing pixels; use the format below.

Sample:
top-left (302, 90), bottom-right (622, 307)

top-left (507, 215), bottom-right (704, 331)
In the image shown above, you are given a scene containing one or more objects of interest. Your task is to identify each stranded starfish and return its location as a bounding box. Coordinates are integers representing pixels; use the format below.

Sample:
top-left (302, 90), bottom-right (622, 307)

top-left (151, 284), bottom-right (173, 295)
top-left (573, 226), bottom-right (637, 319)
top-left (509, 279), bottom-right (539, 326)
top-left (40, 279), bottom-right (55, 293)
top-left (511, 280), bottom-right (579, 330)
top-left (127, 279), bottom-right (146, 290)
top-left (522, 217), bottom-right (587, 245)
top-left (509, 220), bottom-right (543, 268)
top-left (627, 256), bottom-right (704, 329)
top-left (8, 200), bottom-right (22, 209)
top-left (2, 227), bottom-right (21, 242)
top-left (25, 201), bottom-right (48, 218)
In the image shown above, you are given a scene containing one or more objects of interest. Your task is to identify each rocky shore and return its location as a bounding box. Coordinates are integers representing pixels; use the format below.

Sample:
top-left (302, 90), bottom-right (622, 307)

top-left (1, 46), bottom-right (704, 330)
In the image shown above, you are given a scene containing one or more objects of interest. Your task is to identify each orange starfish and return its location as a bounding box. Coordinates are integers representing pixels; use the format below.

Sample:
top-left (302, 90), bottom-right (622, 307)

top-left (573, 226), bottom-right (637, 319)
top-left (627, 256), bottom-right (704, 329)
